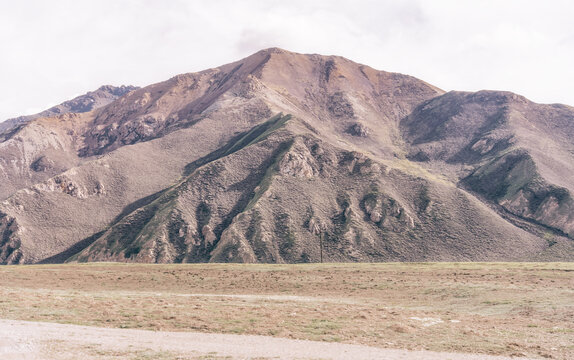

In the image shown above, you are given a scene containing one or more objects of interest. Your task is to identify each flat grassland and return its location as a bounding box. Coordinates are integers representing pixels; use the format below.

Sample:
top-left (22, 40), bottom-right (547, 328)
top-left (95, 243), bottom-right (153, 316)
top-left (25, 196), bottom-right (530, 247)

top-left (0, 262), bottom-right (572, 359)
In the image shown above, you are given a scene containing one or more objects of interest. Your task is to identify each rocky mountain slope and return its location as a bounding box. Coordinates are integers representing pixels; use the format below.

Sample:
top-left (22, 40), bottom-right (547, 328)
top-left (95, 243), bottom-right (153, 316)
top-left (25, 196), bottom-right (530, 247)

top-left (0, 85), bottom-right (138, 201)
top-left (0, 48), bottom-right (572, 264)
top-left (0, 85), bottom-right (138, 133)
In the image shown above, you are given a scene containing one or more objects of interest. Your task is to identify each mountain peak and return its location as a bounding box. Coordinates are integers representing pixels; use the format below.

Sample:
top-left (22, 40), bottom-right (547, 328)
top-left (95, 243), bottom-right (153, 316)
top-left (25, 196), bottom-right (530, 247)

top-left (95, 85), bottom-right (139, 97)
top-left (0, 50), bottom-right (572, 265)
top-left (257, 47), bottom-right (290, 55)
top-left (0, 84), bottom-right (139, 133)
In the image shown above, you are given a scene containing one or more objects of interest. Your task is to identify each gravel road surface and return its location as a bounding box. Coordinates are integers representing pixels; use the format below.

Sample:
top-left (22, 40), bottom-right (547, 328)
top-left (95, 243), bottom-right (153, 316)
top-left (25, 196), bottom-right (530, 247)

top-left (0, 319), bottom-right (530, 360)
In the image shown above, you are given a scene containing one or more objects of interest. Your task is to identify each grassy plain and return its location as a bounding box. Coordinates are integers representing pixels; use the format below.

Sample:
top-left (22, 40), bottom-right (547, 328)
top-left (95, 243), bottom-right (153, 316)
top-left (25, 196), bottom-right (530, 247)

top-left (0, 262), bottom-right (572, 359)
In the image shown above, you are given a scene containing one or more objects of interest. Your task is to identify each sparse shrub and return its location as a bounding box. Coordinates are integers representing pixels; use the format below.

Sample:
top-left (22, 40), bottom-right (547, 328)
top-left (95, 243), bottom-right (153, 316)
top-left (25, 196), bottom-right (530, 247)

top-left (124, 246), bottom-right (141, 259)
top-left (195, 202), bottom-right (211, 230)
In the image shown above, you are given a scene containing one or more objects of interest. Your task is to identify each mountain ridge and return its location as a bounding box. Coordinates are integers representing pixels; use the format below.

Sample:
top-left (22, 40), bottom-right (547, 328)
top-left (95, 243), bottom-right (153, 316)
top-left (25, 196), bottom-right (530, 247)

top-left (0, 85), bottom-right (139, 133)
top-left (0, 48), bottom-right (572, 264)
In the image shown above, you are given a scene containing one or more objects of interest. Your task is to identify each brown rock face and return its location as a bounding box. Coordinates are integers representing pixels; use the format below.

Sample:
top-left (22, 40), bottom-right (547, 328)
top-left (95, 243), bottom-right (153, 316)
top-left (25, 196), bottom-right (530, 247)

top-left (0, 85), bottom-right (138, 133)
top-left (0, 48), bottom-right (572, 265)
top-left (348, 123), bottom-right (369, 137)
top-left (279, 139), bottom-right (319, 178)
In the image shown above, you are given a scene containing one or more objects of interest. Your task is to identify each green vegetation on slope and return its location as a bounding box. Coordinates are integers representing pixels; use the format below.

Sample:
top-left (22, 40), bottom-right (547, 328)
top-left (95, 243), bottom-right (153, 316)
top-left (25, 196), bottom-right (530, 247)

top-left (71, 114), bottom-right (294, 262)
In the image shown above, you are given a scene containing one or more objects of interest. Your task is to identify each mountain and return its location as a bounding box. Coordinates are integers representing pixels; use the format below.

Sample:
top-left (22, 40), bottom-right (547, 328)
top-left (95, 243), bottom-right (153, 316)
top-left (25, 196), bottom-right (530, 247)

top-left (0, 85), bottom-right (138, 133)
top-left (0, 85), bottom-right (139, 201)
top-left (0, 48), bottom-right (572, 265)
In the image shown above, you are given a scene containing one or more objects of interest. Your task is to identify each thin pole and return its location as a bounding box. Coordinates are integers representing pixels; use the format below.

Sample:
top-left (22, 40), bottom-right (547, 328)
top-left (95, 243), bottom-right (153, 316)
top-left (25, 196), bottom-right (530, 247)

top-left (319, 232), bottom-right (323, 263)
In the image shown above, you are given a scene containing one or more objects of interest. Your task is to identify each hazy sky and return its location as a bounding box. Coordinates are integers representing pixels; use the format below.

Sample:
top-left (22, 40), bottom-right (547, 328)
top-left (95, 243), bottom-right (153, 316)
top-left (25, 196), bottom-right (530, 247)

top-left (1, 0), bottom-right (573, 120)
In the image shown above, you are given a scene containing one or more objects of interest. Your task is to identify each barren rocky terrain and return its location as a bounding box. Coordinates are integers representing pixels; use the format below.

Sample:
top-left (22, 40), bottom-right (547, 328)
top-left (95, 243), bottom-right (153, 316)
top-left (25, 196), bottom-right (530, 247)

top-left (0, 48), bottom-right (572, 264)
top-left (0, 85), bottom-right (137, 133)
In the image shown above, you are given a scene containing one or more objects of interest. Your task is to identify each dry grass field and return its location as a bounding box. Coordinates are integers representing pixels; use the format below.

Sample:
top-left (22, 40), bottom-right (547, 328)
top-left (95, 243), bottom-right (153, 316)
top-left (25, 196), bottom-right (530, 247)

top-left (0, 262), bottom-right (572, 359)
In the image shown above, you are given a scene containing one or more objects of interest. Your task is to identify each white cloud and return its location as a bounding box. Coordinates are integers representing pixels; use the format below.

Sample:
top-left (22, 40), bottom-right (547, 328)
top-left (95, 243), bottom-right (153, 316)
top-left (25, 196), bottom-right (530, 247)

top-left (0, 0), bottom-right (573, 120)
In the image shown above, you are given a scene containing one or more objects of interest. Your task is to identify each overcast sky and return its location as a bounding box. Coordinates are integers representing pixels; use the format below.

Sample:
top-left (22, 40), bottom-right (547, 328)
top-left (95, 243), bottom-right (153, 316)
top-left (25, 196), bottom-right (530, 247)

top-left (1, 0), bottom-right (573, 120)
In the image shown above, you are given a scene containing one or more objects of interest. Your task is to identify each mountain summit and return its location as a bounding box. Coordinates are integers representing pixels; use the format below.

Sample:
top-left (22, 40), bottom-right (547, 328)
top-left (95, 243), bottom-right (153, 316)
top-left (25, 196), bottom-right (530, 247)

top-left (0, 48), bottom-right (572, 264)
top-left (0, 85), bottom-right (138, 133)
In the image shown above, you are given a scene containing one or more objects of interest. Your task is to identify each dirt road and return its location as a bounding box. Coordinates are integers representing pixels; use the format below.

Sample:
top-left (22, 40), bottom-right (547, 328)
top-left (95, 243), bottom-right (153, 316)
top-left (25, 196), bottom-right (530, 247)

top-left (0, 319), bottom-right (529, 360)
